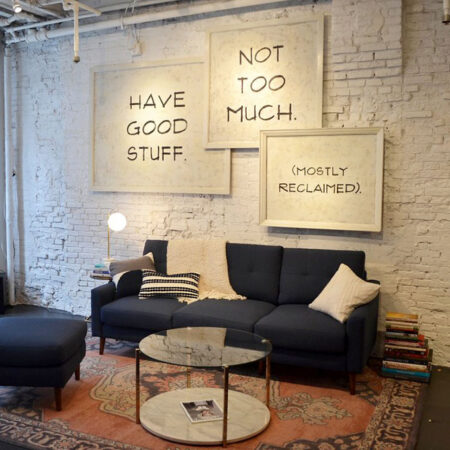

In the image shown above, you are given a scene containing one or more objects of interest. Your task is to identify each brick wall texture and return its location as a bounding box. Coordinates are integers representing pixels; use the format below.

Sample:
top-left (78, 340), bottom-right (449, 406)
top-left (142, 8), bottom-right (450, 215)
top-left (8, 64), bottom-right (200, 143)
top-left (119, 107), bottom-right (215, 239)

top-left (7, 0), bottom-right (450, 365)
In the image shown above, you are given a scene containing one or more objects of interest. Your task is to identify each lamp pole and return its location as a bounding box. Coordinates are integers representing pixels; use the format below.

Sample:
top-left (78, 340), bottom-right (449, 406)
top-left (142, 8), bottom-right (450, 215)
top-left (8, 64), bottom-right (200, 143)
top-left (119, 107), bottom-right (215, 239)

top-left (107, 219), bottom-right (110, 260)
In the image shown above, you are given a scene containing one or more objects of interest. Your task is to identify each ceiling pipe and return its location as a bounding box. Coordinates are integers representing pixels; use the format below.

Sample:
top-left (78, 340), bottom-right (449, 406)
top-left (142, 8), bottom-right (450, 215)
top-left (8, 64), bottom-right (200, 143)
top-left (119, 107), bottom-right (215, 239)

top-left (3, 46), bottom-right (16, 305)
top-left (5, 11), bottom-right (95, 33)
top-left (15, 1), bottom-right (64, 19)
top-left (60, 1), bottom-right (101, 62)
top-left (61, 0), bottom-right (101, 17)
top-left (6, 0), bottom-right (295, 44)
top-left (99, 0), bottom-right (177, 13)
top-left (38, 0), bottom-right (175, 10)
top-left (4, 0), bottom-right (188, 34)
top-left (0, 11), bottom-right (38, 26)
top-left (0, 44), bottom-right (5, 278)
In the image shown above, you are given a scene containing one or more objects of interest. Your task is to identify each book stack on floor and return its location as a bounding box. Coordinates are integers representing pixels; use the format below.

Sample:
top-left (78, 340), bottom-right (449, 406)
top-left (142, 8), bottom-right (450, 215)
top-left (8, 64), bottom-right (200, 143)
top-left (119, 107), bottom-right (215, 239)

top-left (382, 312), bottom-right (432, 383)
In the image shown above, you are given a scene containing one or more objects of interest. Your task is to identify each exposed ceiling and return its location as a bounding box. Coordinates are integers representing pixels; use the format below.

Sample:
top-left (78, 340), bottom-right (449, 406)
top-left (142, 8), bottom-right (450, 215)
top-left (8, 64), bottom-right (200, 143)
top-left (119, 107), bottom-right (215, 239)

top-left (0, 1), bottom-right (200, 44)
top-left (0, 0), bottom-right (302, 50)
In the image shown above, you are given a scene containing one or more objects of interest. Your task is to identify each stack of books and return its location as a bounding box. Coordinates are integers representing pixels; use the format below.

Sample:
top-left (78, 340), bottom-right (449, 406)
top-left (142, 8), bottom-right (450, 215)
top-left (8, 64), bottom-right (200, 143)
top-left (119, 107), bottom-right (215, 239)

top-left (381, 312), bottom-right (432, 383)
top-left (92, 263), bottom-right (111, 280)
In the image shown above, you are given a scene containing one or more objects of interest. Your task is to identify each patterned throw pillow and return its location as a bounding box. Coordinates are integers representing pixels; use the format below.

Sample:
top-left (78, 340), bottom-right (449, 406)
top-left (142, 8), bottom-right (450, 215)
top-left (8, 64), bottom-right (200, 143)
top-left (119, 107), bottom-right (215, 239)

top-left (139, 270), bottom-right (200, 301)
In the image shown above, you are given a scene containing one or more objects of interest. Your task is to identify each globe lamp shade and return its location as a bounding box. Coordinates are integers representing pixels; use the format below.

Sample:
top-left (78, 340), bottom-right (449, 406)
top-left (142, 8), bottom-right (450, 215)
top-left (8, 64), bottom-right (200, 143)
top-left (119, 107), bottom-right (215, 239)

top-left (106, 212), bottom-right (127, 260)
top-left (108, 212), bottom-right (127, 232)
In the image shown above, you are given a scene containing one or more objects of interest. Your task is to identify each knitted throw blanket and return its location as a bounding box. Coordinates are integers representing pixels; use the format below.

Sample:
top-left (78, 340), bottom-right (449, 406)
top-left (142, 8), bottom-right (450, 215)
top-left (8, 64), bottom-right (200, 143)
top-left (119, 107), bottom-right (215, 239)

top-left (167, 239), bottom-right (246, 304)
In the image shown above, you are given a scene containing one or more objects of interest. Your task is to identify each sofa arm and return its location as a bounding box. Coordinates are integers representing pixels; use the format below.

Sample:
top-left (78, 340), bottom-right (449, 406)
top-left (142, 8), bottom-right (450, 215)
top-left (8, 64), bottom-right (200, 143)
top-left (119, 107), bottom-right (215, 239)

top-left (91, 282), bottom-right (116, 337)
top-left (346, 282), bottom-right (380, 373)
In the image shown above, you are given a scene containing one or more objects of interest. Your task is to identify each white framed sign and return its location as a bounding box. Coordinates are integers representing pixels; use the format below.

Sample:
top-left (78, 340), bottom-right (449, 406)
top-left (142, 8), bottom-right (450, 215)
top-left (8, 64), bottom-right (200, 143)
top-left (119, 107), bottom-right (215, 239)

top-left (91, 58), bottom-right (230, 194)
top-left (205, 17), bottom-right (324, 149)
top-left (260, 128), bottom-right (384, 232)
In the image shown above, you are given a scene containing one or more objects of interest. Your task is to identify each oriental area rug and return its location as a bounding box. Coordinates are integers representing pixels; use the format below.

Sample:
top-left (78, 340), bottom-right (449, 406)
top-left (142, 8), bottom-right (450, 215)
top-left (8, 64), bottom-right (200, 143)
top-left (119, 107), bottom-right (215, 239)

top-left (0, 334), bottom-right (425, 450)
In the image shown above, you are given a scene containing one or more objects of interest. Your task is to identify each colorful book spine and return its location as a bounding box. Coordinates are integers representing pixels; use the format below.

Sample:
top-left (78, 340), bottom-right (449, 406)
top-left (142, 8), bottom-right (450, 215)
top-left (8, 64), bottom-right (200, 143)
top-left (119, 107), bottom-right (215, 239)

top-left (381, 371), bottom-right (431, 383)
top-left (381, 367), bottom-right (430, 379)
top-left (384, 344), bottom-right (427, 353)
top-left (385, 331), bottom-right (421, 340)
top-left (385, 312), bottom-right (419, 323)
top-left (382, 360), bottom-right (430, 372)
top-left (93, 269), bottom-right (110, 275)
top-left (384, 356), bottom-right (429, 366)
top-left (384, 338), bottom-right (426, 348)
top-left (386, 321), bottom-right (419, 331)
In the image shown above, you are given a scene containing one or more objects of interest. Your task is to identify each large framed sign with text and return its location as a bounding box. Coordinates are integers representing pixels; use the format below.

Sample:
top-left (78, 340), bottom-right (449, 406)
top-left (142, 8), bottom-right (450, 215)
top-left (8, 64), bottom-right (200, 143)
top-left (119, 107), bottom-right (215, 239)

top-left (260, 128), bottom-right (384, 232)
top-left (91, 59), bottom-right (230, 194)
top-left (206, 17), bottom-right (324, 149)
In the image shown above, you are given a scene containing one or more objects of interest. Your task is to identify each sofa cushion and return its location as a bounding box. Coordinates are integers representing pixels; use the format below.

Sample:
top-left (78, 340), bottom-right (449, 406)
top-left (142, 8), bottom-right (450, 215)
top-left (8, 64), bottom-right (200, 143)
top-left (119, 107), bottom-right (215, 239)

top-left (226, 243), bottom-right (283, 304)
top-left (0, 318), bottom-right (87, 368)
top-left (143, 240), bottom-right (168, 273)
top-left (172, 299), bottom-right (275, 332)
top-left (278, 248), bottom-right (366, 305)
top-left (101, 296), bottom-right (185, 331)
top-left (254, 305), bottom-right (346, 353)
top-left (116, 270), bottom-right (143, 298)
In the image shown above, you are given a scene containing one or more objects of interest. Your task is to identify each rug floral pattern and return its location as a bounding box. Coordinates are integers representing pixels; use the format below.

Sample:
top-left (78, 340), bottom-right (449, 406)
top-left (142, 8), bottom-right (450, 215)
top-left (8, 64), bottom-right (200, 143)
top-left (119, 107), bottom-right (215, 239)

top-left (0, 334), bottom-right (426, 450)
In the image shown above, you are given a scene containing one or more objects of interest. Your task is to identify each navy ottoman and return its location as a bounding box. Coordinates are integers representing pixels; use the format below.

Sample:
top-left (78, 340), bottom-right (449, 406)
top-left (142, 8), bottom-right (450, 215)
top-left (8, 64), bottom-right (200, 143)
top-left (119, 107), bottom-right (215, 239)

top-left (0, 317), bottom-right (87, 410)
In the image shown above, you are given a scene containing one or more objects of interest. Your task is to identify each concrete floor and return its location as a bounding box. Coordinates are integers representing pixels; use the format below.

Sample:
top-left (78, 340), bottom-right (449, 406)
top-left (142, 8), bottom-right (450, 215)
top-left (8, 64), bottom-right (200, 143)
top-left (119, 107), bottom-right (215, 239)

top-left (0, 304), bottom-right (449, 449)
top-left (415, 366), bottom-right (450, 450)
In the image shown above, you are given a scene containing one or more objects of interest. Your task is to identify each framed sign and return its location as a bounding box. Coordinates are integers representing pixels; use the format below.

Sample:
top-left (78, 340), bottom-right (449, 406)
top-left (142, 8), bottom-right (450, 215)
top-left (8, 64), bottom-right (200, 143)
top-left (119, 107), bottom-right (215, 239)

top-left (91, 58), bottom-right (230, 194)
top-left (260, 128), bottom-right (384, 232)
top-left (205, 17), bottom-right (324, 149)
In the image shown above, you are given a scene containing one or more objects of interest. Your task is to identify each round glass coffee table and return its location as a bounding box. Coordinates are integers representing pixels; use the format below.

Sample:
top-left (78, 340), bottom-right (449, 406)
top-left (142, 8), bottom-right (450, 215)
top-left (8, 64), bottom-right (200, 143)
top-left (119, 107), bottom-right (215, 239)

top-left (135, 327), bottom-right (272, 446)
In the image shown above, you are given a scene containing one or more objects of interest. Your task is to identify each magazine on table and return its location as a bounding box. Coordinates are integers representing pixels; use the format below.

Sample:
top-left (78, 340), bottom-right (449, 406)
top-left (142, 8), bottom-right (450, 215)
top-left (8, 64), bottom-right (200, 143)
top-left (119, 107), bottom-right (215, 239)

top-left (180, 399), bottom-right (223, 423)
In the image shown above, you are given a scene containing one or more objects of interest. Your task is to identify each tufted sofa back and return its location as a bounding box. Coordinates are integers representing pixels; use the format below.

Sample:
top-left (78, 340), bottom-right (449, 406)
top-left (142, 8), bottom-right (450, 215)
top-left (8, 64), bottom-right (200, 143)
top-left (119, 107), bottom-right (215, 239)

top-left (143, 240), bottom-right (366, 306)
top-left (226, 243), bottom-right (283, 304)
top-left (277, 248), bottom-right (366, 305)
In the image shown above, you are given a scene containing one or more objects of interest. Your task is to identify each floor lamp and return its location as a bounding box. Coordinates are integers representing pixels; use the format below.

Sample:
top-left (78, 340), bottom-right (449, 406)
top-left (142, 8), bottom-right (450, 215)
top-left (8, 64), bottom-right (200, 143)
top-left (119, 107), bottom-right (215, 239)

top-left (106, 212), bottom-right (127, 262)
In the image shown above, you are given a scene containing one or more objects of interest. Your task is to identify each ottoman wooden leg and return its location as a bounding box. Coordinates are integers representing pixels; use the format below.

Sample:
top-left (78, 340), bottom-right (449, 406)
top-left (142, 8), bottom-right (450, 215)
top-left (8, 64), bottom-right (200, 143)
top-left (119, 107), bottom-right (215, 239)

top-left (99, 337), bottom-right (105, 355)
top-left (54, 387), bottom-right (62, 411)
top-left (75, 365), bottom-right (80, 381)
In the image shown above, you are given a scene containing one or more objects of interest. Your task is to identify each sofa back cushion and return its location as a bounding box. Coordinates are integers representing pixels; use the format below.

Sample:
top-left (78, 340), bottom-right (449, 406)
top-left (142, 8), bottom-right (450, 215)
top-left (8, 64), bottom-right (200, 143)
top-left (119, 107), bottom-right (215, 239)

top-left (278, 248), bottom-right (366, 305)
top-left (116, 270), bottom-right (143, 298)
top-left (226, 243), bottom-right (283, 304)
top-left (143, 240), bottom-right (168, 273)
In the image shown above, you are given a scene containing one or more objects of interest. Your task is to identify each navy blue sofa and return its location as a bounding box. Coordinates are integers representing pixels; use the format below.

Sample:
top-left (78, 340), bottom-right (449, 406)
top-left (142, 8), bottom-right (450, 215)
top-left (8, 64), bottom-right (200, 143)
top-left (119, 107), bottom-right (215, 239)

top-left (91, 240), bottom-right (379, 394)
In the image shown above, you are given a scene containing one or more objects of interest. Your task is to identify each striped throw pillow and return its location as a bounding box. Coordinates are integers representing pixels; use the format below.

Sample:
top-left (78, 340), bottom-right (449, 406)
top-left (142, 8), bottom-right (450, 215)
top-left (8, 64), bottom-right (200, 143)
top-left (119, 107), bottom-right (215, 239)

top-left (139, 270), bottom-right (200, 300)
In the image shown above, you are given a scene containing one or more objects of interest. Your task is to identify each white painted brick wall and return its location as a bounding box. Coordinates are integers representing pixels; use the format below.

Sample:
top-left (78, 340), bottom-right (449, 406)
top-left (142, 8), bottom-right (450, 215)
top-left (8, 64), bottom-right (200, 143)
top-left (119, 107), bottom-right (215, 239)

top-left (8, 0), bottom-right (450, 365)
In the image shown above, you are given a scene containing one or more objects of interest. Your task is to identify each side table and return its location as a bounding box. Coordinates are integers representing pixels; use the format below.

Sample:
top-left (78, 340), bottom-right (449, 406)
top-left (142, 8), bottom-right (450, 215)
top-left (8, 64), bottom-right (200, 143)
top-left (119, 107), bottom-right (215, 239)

top-left (136, 327), bottom-right (272, 446)
top-left (90, 273), bottom-right (112, 282)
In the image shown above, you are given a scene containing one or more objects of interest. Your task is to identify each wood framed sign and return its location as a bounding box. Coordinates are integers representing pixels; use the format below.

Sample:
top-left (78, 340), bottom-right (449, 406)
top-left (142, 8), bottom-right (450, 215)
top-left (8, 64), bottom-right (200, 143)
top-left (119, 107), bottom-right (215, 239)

top-left (205, 17), bottom-right (324, 149)
top-left (260, 128), bottom-right (384, 232)
top-left (91, 58), bottom-right (230, 194)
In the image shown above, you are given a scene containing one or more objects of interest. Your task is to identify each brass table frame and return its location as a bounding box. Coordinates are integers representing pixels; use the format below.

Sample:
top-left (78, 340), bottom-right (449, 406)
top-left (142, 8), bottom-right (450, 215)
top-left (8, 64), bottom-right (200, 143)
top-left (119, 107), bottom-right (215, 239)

top-left (135, 340), bottom-right (271, 447)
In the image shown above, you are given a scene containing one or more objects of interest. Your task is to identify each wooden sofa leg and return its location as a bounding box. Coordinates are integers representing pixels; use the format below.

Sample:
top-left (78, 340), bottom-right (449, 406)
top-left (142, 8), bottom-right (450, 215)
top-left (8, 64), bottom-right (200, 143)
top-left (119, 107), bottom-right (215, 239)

top-left (54, 387), bottom-right (62, 411)
top-left (99, 337), bottom-right (105, 355)
top-left (348, 372), bottom-right (356, 395)
top-left (75, 365), bottom-right (80, 381)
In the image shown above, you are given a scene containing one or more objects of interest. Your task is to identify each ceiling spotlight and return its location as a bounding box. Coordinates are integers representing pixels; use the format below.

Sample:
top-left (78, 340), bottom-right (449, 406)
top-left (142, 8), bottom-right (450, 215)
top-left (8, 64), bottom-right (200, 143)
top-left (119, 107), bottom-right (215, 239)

top-left (12, 2), bottom-right (22, 14)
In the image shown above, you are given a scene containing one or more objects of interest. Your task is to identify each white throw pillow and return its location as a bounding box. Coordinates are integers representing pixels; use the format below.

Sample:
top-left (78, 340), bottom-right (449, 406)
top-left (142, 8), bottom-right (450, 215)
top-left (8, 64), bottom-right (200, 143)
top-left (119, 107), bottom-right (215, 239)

top-left (308, 264), bottom-right (380, 323)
